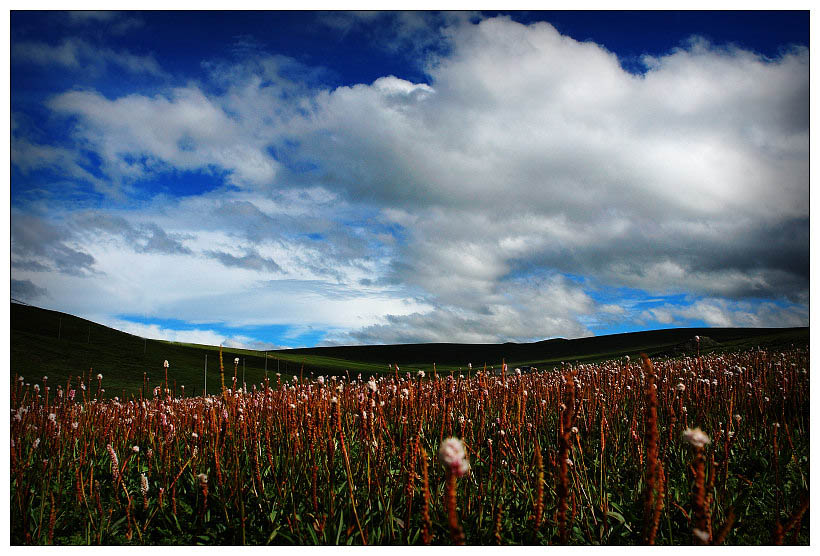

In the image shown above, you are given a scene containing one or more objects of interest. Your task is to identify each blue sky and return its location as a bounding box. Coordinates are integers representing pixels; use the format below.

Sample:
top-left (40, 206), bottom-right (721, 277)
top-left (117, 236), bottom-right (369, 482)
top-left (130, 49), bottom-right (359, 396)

top-left (10, 10), bottom-right (810, 349)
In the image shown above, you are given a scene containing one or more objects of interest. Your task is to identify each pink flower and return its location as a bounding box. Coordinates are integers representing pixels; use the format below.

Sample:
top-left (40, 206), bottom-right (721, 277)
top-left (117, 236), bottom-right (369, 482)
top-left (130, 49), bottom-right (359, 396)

top-left (438, 437), bottom-right (470, 477)
top-left (682, 427), bottom-right (711, 448)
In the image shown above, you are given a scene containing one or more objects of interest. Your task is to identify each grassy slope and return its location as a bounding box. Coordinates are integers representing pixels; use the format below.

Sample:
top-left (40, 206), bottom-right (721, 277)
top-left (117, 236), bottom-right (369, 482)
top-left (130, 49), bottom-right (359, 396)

top-left (10, 302), bottom-right (808, 398)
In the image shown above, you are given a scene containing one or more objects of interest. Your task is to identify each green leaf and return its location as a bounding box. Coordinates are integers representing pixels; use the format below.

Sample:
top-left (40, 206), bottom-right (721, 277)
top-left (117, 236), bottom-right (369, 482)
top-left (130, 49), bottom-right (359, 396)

top-left (335, 510), bottom-right (344, 546)
top-left (606, 510), bottom-right (625, 524)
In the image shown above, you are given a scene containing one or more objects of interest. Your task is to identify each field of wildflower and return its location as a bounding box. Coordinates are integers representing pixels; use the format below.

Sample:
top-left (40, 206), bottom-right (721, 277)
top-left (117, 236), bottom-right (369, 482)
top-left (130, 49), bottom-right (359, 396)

top-left (10, 343), bottom-right (809, 545)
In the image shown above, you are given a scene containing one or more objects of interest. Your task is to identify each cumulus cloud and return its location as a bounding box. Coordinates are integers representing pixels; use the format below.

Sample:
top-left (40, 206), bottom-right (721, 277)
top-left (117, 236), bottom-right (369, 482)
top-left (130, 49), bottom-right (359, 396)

top-left (293, 17), bottom-right (808, 323)
top-left (48, 86), bottom-right (280, 189)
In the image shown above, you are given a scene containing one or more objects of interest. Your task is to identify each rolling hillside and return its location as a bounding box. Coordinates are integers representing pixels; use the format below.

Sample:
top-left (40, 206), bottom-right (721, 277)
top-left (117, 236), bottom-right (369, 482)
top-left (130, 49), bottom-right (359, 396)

top-left (10, 301), bottom-right (808, 398)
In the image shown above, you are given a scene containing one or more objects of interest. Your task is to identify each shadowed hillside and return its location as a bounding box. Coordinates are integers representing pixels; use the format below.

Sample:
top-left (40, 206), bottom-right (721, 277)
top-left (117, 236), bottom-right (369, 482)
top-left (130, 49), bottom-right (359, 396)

top-left (10, 301), bottom-right (808, 398)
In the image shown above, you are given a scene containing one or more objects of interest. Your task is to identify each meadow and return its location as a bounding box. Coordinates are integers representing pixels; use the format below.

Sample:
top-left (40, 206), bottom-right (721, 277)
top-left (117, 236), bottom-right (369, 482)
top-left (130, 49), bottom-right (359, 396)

top-left (10, 343), bottom-right (809, 545)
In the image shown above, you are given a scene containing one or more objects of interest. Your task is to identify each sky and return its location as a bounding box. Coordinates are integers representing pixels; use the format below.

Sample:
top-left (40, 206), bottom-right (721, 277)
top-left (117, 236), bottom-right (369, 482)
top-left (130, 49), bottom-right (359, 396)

top-left (8, 9), bottom-right (811, 349)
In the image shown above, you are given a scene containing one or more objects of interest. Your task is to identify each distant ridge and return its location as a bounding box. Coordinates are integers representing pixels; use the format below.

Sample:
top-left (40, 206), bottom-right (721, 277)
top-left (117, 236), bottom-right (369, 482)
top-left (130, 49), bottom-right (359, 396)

top-left (283, 326), bottom-right (807, 365)
top-left (10, 302), bottom-right (808, 397)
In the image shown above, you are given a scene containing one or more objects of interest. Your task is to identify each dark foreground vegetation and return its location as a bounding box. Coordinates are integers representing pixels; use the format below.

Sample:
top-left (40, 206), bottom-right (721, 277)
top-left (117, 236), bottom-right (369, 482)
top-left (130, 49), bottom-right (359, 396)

top-left (10, 341), bottom-right (809, 545)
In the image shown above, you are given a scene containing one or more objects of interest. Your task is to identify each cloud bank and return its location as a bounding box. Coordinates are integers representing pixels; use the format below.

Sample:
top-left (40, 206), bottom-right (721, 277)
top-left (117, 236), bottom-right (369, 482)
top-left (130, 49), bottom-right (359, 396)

top-left (11, 15), bottom-right (809, 345)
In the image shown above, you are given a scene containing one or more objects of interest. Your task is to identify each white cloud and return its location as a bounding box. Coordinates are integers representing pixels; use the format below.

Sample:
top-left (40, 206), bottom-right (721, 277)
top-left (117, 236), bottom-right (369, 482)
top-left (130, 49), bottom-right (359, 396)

top-left (294, 16), bottom-right (808, 308)
top-left (48, 86), bottom-right (280, 189)
top-left (95, 317), bottom-right (281, 350)
top-left (640, 298), bottom-right (809, 329)
top-left (13, 37), bottom-right (164, 75)
top-left (11, 188), bottom-right (429, 339)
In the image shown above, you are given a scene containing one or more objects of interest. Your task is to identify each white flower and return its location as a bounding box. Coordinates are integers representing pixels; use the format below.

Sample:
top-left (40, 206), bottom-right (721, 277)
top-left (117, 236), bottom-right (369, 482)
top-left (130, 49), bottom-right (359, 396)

top-left (682, 427), bottom-right (711, 448)
top-left (676, 383), bottom-right (686, 392)
top-left (234, 358), bottom-right (239, 365)
top-left (438, 437), bottom-right (470, 477)
top-left (693, 528), bottom-right (709, 542)
top-left (133, 445), bottom-right (140, 453)
top-left (163, 360), bottom-right (169, 369)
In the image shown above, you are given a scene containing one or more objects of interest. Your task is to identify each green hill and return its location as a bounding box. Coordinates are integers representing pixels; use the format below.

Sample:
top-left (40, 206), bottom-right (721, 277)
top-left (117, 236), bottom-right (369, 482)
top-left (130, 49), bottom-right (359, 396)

top-left (10, 302), bottom-right (808, 399)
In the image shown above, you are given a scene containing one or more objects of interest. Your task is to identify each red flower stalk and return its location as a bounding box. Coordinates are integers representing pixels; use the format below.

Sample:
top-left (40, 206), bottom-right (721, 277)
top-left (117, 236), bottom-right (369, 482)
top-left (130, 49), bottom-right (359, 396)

top-left (198, 473), bottom-right (208, 521)
top-left (533, 441), bottom-right (545, 531)
top-left (683, 427), bottom-right (711, 544)
top-left (556, 371), bottom-right (575, 544)
top-left (420, 448), bottom-right (433, 545)
top-left (439, 437), bottom-right (469, 545)
top-left (641, 354), bottom-right (664, 545)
